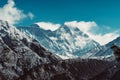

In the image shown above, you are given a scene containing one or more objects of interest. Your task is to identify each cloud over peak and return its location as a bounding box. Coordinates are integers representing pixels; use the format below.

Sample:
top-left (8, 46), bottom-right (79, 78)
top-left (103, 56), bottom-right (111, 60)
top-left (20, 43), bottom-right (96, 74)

top-left (64, 21), bottom-right (97, 33)
top-left (64, 21), bottom-right (119, 45)
top-left (0, 0), bottom-right (34, 25)
top-left (35, 21), bottom-right (119, 45)
top-left (36, 22), bottom-right (61, 31)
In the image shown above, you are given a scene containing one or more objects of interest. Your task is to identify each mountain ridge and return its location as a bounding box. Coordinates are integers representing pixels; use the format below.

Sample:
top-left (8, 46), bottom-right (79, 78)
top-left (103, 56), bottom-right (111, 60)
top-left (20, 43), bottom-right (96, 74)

top-left (18, 23), bottom-right (100, 59)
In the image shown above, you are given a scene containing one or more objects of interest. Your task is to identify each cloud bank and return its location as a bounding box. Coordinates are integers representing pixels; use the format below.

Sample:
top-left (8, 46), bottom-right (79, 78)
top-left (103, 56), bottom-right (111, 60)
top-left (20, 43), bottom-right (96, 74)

top-left (64, 21), bottom-right (97, 33)
top-left (36, 22), bottom-right (61, 31)
top-left (0, 0), bottom-right (34, 25)
top-left (64, 21), bottom-right (119, 45)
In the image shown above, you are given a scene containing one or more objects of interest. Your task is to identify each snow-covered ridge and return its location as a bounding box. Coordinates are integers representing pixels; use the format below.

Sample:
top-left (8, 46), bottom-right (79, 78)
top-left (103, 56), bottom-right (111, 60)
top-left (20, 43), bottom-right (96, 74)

top-left (18, 24), bottom-right (101, 59)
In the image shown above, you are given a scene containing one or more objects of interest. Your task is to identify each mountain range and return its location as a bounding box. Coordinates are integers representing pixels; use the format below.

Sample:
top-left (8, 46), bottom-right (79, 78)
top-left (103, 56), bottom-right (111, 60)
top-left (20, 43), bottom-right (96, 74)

top-left (18, 23), bottom-right (100, 59)
top-left (0, 20), bottom-right (120, 80)
top-left (18, 23), bottom-right (120, 59)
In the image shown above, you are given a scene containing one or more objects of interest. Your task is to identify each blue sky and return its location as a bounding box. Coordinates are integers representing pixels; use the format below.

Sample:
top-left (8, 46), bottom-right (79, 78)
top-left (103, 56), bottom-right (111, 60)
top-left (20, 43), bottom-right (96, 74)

top-left (18, 0), bottom-right (119, 29)
top-left (0, 0), bottom-right (119, 45)
top-left (0, 0), bottom-right (120, 28)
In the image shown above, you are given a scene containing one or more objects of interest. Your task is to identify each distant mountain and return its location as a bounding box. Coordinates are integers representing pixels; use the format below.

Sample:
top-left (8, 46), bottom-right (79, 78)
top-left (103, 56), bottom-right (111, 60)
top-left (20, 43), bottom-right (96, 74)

top-left (18, 24), bottom-right (100, 59)
top-left (86, 36), bottom-right (120, 57)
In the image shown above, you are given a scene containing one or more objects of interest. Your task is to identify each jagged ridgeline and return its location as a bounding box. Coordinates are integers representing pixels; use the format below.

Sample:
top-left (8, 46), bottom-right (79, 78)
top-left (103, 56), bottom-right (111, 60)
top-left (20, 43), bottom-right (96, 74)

top-left (18, 23), bottom-right (100, 59)
top-left (0, 20), bottom-right (120, 80)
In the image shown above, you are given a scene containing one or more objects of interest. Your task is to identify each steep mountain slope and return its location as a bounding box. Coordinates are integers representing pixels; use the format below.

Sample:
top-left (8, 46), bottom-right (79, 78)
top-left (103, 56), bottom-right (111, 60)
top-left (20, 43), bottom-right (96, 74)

top-left (0, 20), bottom-right (61, 80)
top-left (18, 24), bottom-right (100, 59)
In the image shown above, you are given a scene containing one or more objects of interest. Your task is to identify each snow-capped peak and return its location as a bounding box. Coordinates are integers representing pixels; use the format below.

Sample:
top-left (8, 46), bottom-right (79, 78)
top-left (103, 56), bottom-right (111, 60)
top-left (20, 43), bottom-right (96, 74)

top-left (18, 23), bottom-right (100, 59)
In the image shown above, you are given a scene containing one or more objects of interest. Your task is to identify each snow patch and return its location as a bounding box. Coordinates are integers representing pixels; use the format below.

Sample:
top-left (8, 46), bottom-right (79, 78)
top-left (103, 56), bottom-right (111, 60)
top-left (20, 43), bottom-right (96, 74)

top-left (50, 37), bottom-right (58, 41)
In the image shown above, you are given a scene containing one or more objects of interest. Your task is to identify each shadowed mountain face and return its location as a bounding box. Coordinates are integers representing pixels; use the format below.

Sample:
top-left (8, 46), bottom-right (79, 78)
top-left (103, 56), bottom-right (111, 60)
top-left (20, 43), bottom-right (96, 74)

top-left (18, 24), bottom-right (100, 59)
top-left (0, 20), bottom-right (120, 80)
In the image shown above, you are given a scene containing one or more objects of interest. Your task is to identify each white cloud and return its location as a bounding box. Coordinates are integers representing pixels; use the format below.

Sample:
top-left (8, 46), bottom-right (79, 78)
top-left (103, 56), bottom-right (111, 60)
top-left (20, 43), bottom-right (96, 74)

top-left (0, 0), bottom-right (34, 25)
top-left (64, 21), bottom-right (119, 45)
top-left (28, 12), bottom-right (34, 20)
top-left (36, 22), bottom-right (61, 31)
top-left (64, 21), bottom-right (97, 33)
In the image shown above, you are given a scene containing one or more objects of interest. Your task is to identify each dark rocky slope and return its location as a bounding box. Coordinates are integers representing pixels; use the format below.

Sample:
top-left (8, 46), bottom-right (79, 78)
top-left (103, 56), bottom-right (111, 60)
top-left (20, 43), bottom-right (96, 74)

top-left (17, 59), bottom-right (120, 80)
